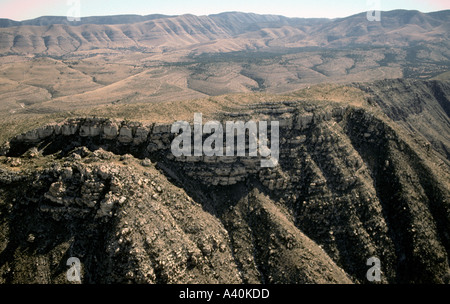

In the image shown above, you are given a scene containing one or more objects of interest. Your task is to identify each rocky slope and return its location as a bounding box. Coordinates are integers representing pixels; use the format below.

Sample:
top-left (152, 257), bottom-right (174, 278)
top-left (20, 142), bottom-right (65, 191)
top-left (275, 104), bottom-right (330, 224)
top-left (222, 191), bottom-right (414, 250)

top-left (355, 79), bottom-right (450, 162)
top-left (0, 92), bottom-right (449, 283)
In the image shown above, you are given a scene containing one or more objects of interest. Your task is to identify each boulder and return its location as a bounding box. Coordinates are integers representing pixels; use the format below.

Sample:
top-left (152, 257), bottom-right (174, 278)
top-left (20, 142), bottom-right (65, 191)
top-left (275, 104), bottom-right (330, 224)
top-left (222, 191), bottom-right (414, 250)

top-left (103, 122), bottom-right (119, 140)
top-left (61, 123), bottom-right (79, 136)
top-left (133, 126), bottom-right (150, 145)
top-left (118, 126), bottom-right (133, 144)
top-left (37, 125), bottom-right (55, 139)
top-left (296, 113), bottom-right (314, 130)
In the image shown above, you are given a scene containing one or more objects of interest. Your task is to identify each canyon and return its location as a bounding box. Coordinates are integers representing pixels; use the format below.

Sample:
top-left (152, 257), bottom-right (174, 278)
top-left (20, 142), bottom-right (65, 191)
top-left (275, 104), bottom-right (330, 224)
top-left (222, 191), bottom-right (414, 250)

top-left (0, 79), bottom-right (449, 283)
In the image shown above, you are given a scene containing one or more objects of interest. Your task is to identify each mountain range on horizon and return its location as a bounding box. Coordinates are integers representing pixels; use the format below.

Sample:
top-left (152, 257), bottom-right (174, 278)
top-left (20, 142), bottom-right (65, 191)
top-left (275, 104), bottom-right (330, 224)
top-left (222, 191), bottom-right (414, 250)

top-left (0, 9), bottom-right (449, 114)
top-left (1, 9), bottom-right (450, 25)
top-left (0, 9), bottom-right (449, 56)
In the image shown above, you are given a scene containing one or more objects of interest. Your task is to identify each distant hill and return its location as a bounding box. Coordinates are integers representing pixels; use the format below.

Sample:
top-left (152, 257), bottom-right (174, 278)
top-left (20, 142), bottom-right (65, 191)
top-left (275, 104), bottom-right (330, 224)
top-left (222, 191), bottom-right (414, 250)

top-left (0, 10), bottom-right (448, 55)
top-left (0, 14), bottom-right (174, 27)
top-left (0, 10), bottom-right (449, 112)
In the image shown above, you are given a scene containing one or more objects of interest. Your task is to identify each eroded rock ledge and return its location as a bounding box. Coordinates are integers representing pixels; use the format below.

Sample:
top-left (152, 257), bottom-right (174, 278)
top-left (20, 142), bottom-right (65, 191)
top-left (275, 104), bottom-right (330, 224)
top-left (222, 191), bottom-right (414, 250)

top-left (5, 102), bottom-right (347, 187)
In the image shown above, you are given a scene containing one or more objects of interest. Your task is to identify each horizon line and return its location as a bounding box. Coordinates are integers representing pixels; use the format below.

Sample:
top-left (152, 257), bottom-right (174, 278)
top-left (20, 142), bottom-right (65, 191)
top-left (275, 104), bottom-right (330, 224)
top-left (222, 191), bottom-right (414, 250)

top-left (1, 8), bottom-right (449, 23)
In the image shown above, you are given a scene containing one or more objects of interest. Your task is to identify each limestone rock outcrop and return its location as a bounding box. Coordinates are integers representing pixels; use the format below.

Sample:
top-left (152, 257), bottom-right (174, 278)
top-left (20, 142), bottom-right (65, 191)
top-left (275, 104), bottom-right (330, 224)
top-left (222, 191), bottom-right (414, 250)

top-left (1, 99), bottom-right (449, 284)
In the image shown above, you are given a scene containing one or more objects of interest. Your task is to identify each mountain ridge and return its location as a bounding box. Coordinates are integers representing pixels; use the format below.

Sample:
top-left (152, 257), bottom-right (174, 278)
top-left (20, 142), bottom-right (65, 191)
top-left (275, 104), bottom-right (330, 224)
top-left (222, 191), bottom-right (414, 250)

top-left (2, 9), bottom-right (450, 27)
top-left (0, 10), bottom-right (449, 56)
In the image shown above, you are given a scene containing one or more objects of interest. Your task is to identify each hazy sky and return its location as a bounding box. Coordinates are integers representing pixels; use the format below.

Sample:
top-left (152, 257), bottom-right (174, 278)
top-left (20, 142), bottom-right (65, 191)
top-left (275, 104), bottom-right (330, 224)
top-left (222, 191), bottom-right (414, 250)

top-left (0, 0), bottom-right (449, 21)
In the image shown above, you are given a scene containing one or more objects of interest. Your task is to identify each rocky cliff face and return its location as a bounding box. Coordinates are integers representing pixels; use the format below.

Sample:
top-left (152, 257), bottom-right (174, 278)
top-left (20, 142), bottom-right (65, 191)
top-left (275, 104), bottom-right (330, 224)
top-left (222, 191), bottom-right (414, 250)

top-left (355, 79), bottom-right (450, 162)
top-left (0, 98), bottom-right (449, 284)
